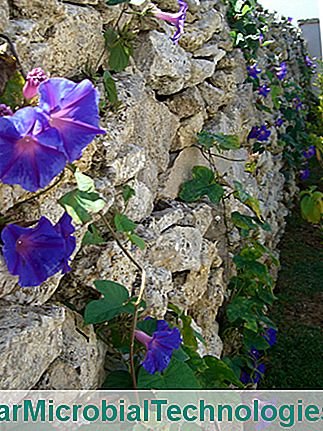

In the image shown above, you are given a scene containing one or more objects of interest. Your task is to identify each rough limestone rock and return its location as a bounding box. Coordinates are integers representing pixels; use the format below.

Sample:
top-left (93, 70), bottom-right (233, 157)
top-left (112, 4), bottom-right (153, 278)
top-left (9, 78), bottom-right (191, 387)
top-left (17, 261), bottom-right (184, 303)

top-left (144, 265), bottom-right (173, 318)
top-left (180, 7), bottom-right (224, 52)
top-left (0, 305), bottom-right (64, 389)
top-left (0, 0), bottom-right (9, 32)
top-left (149, 226), bottom-right (203, 272)
top-left (174, 111), bottom-right (206, 150)
top-left (103, 72), bottom-right (179, 175)
top-left (36, 310), bottom-right (106, 389)
top-left (7, 4), bottom-right (104, 76)
top-left (169, 239), bottom-right (219, 307)
top-left (134, 31), bottom-right (192, 95)
top-left (164, 86), bottom-right (205, 119)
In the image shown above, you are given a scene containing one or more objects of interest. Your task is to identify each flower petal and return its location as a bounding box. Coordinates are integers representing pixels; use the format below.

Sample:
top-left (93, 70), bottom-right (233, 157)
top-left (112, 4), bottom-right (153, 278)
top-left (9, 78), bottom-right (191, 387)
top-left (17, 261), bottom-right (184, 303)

top-left (38, 78), bottom-right (106, 162)
top-left (54, 212), bottom-right (76, 273)
top-left (2, 217), bottom-right (66, 287)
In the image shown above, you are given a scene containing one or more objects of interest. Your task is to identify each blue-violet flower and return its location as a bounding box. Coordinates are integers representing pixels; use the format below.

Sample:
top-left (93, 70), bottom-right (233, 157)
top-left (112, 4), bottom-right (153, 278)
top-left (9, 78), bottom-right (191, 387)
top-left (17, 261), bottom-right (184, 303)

top-left (302, 145), bottom-right (316, 159)
top-left (300, 167), bottom-right (310, 181)
top-left (263, 327), bottom-right (277, 347)
top-left (248, 125), bottom-right (271, 142)
top-left (135, 320), bottom-right (182, 374)
top-left (37, 78), bottom-right (106, 162)
top-left (258, 84), bottom-right (271, 98)
top-left (0, 107), bottom-right (66, 192)
top-left (276, 62), bottom-right (287, 81)
top-left (247, 64), bottom-right (262, 79)
top-left (241, 363), bottom-right (265, 385)
top-left (153, 0), bottom-right (188, 44)
top-left (54, 212), bottom-right (76, 273)
top-left (275, 118), bottom-right (284, 127)
top-left (1, 214), bottom-right (76, 287)
top-left (0, 104), bottom-right (13, 117)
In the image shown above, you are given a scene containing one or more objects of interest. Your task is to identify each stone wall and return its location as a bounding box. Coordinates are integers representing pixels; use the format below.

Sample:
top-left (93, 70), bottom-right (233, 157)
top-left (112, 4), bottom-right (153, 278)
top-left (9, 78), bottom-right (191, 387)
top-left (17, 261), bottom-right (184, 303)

top-left (0, 0), bottom-right (305, 388)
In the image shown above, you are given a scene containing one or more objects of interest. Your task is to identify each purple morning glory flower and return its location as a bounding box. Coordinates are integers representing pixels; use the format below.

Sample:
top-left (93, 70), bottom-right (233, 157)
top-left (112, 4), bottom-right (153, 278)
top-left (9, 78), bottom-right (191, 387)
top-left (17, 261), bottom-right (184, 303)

top-left (259, 33), bottom-right (264, 46)
top-left (241, 363), bottom-right (265, 385)
top-left (1, 215), bottom-right (75, 287)
top-left (276, 62), bottom-right (287, 81)
top-left (305, 55), bottom-right (315, 69)
top-left (302, 145), bottom-right (316, 159)
top-left (247, 64), bottom-right (262, 79)
top-left (258, 84), bottom-right (271, 98)
top-left (300, 167), bottom-right (310, 180)
top-left (248, 125), bottom-right (271, 142)
top-left (275, 118), bottom-right (284, 127)
top-left (153, 0), bottom-right (188, 44)
top-left (257, 125), bottom-right (271, 141)
top-left (37, 78), bottom-right (106, 163)
top-left (54, 212), bottom-right (76, 273)
top-left (23, 67), bottom-right (48, 100)
top-left (287, 17), bottom-right (293, 23)
top-left (0, 107), bottom-right (67, 192)
top-left (135, 320), bottom-right (182, 374)
top-left (248, 126), bottom-right (260, 140)
top-left (263, 327), bottom-right (277, 347)
top-left (293, 96), bottom-right (303, 111)
top-left (0, 104), bottom-right (13, 117)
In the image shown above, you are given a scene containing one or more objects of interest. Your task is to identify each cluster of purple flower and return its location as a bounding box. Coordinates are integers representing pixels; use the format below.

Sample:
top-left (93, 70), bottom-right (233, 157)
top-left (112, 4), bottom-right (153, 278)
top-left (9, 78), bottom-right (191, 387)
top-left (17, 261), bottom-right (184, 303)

top-left (275, 118), bottom-right (284, 128)
top-left (248, 125), bottom-right (271, 142)
top-left (305, 55), bottom-right (316, 72)
top-left (276, 62), bottom-right (287, 81)
top-left (0, 69), bottom-right (105, 192)
top-left (292, 96), bottom-right (303, 112)
top-left (135, 319), bottom-right (182, 374)
top-left (240, 327), bottom-right (277, 385)
top-left (300, 145), bottom-right (316, 180)
top-left (258, 84), bottom-right (271, 98)
top-left (1, 213), bottom-right (76, 287)
top-left (247, 64), bottom-right (262, 79)
top-left (0, 69), bottom-right (106, 287)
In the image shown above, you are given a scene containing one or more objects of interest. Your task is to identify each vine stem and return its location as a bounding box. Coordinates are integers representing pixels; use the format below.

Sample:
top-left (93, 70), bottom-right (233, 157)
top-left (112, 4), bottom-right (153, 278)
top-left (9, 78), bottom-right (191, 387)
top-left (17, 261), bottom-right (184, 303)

top-left (100, 213), bottom-right (146, 389)
top-left (193, 145), bottom-right (246, 162)
top-left (0, 33), bottom-right (26, 79)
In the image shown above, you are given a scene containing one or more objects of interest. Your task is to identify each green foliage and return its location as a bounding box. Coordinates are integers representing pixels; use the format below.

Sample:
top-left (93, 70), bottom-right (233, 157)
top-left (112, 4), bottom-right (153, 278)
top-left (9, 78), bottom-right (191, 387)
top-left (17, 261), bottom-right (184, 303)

top-left (197, 130), bottom-right (240, 150)
top-left (233, 181), bottom-right (263, 221)
top-left (300, 187), bottom-right (323, 224)
top-left (138, 358), bottom-right (201, 389)
top-left (123, 185), bottom-right (136, 203)
top-left (179, 166), bottom-right (224, 204)
top-left (102, 370), bottom-right (133, 389)
top-left (59, 171), bottom-right (105, 224)
top-left (114, 213), bottom-right (146, 250)
top-left (59, 190), bottom-right (105, 224)
top-left (106, 0), bottom-right (129, 4)
top-left (104, 28), bottom-right (132, 73)
top-left (271, 85), bottom-right (282, 109)
top-left (114, 213), bottom-right (137, 233)
top-left (84, 280), bottom-right (132, 324)
top-left (103, 70), bottom-right (118, 104)
top-left (0, 70), bottom-right (25, 108)
top-left (82, 223), bottom-right (105, 245)
top-left (227, 0), bottom-right (263, 56)
top-left (196, 355), bottom-right (243, 388)
top-left (231, 211), bottom-right (270, 237)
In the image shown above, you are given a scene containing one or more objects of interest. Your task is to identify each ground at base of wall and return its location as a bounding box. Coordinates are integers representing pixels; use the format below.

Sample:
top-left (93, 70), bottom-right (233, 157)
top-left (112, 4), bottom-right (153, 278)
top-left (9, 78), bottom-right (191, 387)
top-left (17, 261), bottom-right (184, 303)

top-left (260, 197), bottom-right (323, 389)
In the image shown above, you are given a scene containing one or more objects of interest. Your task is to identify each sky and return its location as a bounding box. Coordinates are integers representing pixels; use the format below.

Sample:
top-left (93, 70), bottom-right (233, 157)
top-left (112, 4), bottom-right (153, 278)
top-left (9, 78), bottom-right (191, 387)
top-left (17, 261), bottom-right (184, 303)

top-left (259, 0), bottom-right (320, 22)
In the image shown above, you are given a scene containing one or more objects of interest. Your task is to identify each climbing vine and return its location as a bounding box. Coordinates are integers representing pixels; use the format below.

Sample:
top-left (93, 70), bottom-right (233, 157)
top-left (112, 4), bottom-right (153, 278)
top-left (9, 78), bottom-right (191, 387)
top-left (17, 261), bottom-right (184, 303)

top-left (0, 0), bottom-right (321, 392)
